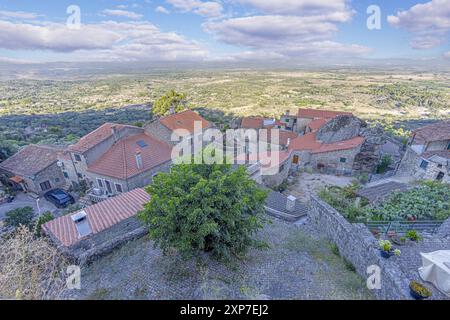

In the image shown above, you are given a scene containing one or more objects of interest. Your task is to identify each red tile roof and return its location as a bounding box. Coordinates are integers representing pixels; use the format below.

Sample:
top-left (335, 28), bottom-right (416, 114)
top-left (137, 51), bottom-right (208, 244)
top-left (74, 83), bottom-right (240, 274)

top-left (298, 108), bottom-right (353, 119)
top-left (43, 188), bottom-right (150, 247)
top-left (412, 120), bottom-right (450, 144)
top-left (288, 132), bottom-right (364, 154)
top-left (87, 133), bottom-right (172, 180)
top-left (307, 118), bottom-right (329, 131)
top-left (159, 110), bottom-right (211, 135)
top-left (69, 123), bottom-right (136, 153)
top-left (241, 116), bottom-right (265, 129)
top-left (260, 129), bottom-right (298, 146)
top-left (313, 136), bottom-right (364, 154)
top-left (0, 144), bottom-right (61, 177)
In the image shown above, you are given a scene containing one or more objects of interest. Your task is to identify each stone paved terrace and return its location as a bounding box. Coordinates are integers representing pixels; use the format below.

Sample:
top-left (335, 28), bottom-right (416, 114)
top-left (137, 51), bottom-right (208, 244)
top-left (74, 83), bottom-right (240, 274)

top-left (68, 218), bottom-right (374, 300)
top-left (393, 235), bottom-right (450, 300)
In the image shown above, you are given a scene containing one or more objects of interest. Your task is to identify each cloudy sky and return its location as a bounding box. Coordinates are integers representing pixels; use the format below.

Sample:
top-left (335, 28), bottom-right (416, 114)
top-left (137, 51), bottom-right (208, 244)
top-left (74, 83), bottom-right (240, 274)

top-left (0, 0), bottom-right (449, 64)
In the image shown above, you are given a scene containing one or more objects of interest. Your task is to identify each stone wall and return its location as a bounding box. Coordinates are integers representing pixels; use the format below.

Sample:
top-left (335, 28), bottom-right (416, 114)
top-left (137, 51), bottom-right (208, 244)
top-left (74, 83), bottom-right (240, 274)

top-left (397, 147), bottom-right (449, 182)
top-left (310, 147), bottom-right (360, 175)
top-left (309, 195), bottom-right (412, 300)
top-left (437, 218), bottom-right (450, 238)
top-left (262, 154), bottom-right (292, 187)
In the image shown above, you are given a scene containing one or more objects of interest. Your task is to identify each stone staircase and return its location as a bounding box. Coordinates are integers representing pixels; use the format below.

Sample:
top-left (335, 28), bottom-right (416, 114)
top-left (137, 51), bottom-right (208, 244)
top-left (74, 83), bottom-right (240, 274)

top-left (77, 194), bottom-right (92, 208)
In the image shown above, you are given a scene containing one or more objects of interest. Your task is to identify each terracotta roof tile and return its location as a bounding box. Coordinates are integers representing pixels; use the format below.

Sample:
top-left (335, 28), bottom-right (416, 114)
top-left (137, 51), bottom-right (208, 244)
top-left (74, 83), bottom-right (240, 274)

top-left (87, 133), bottom-right (172, 180)
top-left (260, 129), bottom-right (298, 146)
top-left (68, 123), bottom-right (134, 153)
top-left (307, 118), bottom-right (329, 131)
top-left (412, 121), bottom-right (450, 144)
top-left (43, 188), bottom-right (150, 247)
top-left (0, 144), bottom-right (61, 177)
top-left (288, 132), bottom-right (364, 154)
top-left (159, 110), bottom-right (211, 134)
top-left (298, 108), bottom-right (353, 119)
top-left (241, 116), bottom-right (265, 129)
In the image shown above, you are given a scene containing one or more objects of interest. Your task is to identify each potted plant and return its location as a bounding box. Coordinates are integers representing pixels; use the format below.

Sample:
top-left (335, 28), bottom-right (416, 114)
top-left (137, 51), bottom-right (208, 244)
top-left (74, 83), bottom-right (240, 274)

top-left (379, 240), bottom-right (401, 258)
top-left (409, 281), bottom-right (432, 300)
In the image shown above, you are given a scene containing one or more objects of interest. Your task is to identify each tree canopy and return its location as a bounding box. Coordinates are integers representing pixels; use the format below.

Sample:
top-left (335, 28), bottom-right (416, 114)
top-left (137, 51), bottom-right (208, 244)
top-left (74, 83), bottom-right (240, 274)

top-left (138, 163), bottom-right (268, 260)
top-left (152, 90), bottom-right (188, 116)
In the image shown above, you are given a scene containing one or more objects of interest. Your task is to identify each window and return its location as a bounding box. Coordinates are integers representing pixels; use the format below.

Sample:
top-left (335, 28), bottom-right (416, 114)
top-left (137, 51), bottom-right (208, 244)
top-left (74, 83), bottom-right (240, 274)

top-left (97, 179), bottom-right (103, 188)
top-left (419, 160), bottom-right (429, 170)
top-left (436, 172), bottom-right (445, 181)
top-left (437, 164), bottom-right (443, 168)
top-left (40, 181), bottom-right (51, 191)
top-left (340, 157), bottom-right (347, 163)
top-left (63, 172), bottom-right (69, 179)
top-left (447, 142), bottom-right (450, 150)
top-left (115, 183), bottom-right (123, 193)
top-left (74, 154), bottom-right (82, 162)
top-left (105, 180), bottom-right (113, 193)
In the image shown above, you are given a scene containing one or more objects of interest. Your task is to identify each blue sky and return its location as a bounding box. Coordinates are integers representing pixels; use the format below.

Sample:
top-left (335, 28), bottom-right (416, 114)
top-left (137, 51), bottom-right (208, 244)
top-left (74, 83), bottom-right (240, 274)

top-left (0, 0), bottom-right (449, 64)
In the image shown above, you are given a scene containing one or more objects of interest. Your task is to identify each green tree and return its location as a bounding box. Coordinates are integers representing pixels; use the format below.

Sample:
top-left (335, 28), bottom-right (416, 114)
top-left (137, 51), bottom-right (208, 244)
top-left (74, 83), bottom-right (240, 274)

top-left (153, 90), bottom-right (188, 116)
top-left (138, 163), bottom-right (268, 260)
top-left (34, 212), bottom-right (55, 237)
top-left (0, 140), bottom-right (18, 162)
top-left (4, 207), bottom-right (34, 228)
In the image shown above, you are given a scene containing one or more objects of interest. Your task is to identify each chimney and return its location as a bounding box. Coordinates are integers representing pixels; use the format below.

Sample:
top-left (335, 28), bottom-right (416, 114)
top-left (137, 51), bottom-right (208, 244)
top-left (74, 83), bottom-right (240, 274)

top-left (287, 138), bottom-right (291, 147)
top-left (135, 150), bottom-right (143, 169)
top-left (169, 105), bottom-right (175, 114)
top-left (71, 210), bottom-right (92, 238)
top-left (286, 195), bottom-right (296, 212)
top-left (111, 125), bottom-right (118, 142)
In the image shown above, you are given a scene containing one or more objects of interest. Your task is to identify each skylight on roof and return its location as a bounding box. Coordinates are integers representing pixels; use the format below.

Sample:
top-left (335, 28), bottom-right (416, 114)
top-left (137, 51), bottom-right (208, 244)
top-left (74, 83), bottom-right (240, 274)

top-left (136, 140), bottom-right (148, 148)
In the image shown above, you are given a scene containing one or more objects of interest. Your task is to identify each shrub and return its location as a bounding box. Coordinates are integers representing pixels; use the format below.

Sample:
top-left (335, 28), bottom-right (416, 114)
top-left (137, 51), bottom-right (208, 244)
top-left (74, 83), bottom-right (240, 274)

top-left (364, 181), bottom-right (450, 221)
top-left (138, 163), bottom-right (268, 261)
top-left (34, 212), bottom-right (55, 237)
top-left (405, 230), bottom-right (422, 242)
top-left (4, 207), bottom-right (34, 228)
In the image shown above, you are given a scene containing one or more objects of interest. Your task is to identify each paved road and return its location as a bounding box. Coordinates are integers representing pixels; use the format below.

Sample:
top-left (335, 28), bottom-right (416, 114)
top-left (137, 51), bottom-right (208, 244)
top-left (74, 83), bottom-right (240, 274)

top-left (0, 193), bottom-right (57, 219)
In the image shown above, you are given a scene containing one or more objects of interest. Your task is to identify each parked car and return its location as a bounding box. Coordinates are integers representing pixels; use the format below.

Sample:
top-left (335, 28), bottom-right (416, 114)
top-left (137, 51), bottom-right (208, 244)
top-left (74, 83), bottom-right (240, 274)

top-left (44, 189), bottom-right (75, 208)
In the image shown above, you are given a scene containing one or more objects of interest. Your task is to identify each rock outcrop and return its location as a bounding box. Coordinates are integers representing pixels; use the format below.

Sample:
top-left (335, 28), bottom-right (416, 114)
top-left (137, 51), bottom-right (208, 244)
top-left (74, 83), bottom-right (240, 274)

top-left (352, 123), bottom-right (386, 174)
top-left (316, 115), bottom-right (363, 143)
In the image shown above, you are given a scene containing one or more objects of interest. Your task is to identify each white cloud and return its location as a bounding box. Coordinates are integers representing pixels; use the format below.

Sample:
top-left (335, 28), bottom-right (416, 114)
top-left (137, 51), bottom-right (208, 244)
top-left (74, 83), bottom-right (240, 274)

top-left (0, 10), bottom-right (41, 20)
top-left (0, 20), bottom-right (121, 52)
top-left (202, 13), bottom-right (368, 60)
top-left (166, 0), bottom-right (223, 17)
top-left (155, 6), bottom-right (170, 14)
top-left (444, 51), bottom-right (450, 59)
top-left (204, 15), bottom-right (341, 47)
top-left (388, 0), bottom-right (450, 49)
top-left (0, 20), bottom-right (208, 62)
top-left (235, 0), bottom-right (351, 16)
top-left (102, 9), bottom-right (143, 20)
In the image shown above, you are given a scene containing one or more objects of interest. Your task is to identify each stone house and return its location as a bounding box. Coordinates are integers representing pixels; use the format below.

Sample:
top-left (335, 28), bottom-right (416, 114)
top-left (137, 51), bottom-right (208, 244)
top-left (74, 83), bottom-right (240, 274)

top-left (397, 121), bottom-right (450, 183)
top-left (42, 188), bottom-right (150, 263)
top-left (144, 109), bottom-right (212, 149)
top-left (63, 123), bottom-right (172, 199)
top-left (0, 144), bottom-right (66, 195)
top-left (294, 108), bottom-right (353, 134)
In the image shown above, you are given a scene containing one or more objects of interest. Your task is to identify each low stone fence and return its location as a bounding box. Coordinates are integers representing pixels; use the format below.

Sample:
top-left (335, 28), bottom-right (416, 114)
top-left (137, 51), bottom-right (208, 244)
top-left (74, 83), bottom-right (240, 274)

top-left (309, 195), bottom-right (412, 300)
